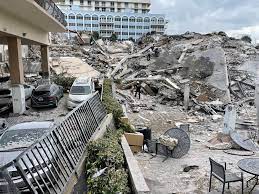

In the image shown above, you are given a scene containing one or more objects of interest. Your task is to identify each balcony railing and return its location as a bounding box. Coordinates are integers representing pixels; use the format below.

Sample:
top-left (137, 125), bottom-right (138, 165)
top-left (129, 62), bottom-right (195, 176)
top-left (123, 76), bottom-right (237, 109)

top-left (34, 0), bottom-right (67, 26)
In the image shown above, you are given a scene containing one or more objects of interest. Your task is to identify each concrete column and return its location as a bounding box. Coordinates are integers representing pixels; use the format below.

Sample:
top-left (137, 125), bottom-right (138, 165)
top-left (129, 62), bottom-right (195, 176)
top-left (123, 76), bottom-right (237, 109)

top-left (7, 37), bottom-right (24, 84)
top-left (41, 45), bottom-right (49, 75)
top-left (7, 37), bottom-right (25, 114)
top-left (12, 85), bottom-right (26, 114)
top-left (40, 45), bottom-right (50, 83)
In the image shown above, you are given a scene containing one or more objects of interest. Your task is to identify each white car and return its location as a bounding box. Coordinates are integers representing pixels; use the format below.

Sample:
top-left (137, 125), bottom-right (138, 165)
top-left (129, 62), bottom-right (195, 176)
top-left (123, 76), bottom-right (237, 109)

top-left (67, 77), bottom-right (95, 109)
top-left (0, 84), bottom-right (35, 110)
top-left (0, 84), bottom-right (35, 100)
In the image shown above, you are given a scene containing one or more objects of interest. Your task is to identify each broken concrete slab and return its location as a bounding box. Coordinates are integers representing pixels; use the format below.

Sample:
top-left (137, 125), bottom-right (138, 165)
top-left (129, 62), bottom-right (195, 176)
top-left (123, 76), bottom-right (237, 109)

top-left (184, 47), bottom-right (231, 103)
top-left (50, 57), bottom-right (100, 78)
top-left (141, 83), bottom-right (156, 96)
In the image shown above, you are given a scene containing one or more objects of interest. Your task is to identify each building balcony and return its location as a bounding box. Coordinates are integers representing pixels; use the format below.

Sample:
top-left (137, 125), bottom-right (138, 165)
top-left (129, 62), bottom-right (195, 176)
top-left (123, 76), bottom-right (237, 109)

top-left (100, 25), bottom-right (114, 29)
top-left (0, 0), bottom-right (66, 45)
top-left (100, 33), bottom-right (113, 38)
top-left (34, 0), bottom-right (67, 26)
top-left (151, 28), bottom-right (165, 33)
top-left (100, 28), bottom-right (114, 31)
top-left (99, 20), bottom-right (114, 24)
top-left (151, 23), bottom-right (165, 26)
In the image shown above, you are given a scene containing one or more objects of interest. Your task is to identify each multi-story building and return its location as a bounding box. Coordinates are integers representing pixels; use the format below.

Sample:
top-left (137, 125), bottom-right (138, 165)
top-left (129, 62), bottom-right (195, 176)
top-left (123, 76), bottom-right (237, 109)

top-left (56, 0), bottom-right (167, 40)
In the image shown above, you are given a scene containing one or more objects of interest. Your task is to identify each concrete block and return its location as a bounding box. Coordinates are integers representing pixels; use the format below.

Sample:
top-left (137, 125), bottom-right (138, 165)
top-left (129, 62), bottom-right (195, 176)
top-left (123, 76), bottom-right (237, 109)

top-left (124, 132), bottom-right (144, 146)
top-left (141, 83), bottom-right (155, 96)
top-left (223, 105), bottom-right (236, 134)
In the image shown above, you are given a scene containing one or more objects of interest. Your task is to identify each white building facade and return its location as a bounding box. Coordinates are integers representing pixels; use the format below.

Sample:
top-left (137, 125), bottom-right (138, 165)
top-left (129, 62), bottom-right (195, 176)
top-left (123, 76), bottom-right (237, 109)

top-left (56, 0), bottom-right (167, 40)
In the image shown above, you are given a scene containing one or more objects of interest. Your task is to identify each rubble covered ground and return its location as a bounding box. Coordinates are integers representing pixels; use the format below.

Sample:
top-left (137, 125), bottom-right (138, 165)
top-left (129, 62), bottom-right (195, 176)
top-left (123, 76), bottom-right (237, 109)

top-left (5, 94), bottom-right (69, 126)
top-left (125, 92), bottom-right (258, 193)
top-left (2, 31), bottom-right (259, 193)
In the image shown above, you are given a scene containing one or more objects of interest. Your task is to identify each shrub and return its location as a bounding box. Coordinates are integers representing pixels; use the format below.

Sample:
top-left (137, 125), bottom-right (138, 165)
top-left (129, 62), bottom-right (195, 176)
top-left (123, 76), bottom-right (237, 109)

top-left (51, 74), bottom-right (76, 91)
top-left (102, 79), bottom-right (123, 127)
top-left (92, 31), bottom-right (100, 40)
top-left (110, 33), bottom-right (118, 42)
top-left (128, 37), bottom-right (135, 42)
top-left (86, 130), bottom-right (129, 194)
top-left (241, 35), bottom-right (252, 43)
top-left (120, 122), bottom-right (135, 133)
top-left (86, 130), bottom-right (124, 169)
top-left (102, 79), bottom-right (135, 132)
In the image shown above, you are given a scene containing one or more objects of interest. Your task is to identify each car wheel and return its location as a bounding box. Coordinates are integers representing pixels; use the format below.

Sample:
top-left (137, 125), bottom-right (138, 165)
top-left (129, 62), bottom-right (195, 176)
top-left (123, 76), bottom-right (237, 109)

top-left (54, 98), bottom-right (58, 108)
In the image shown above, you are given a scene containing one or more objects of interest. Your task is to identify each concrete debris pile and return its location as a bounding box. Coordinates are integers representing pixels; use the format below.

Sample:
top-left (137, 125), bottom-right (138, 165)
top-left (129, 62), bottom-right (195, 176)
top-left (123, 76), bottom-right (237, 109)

top-left (159, 135), bottom-right (178, 150)
top-left (50, 34), bottom-right (116, 75)
top-left (111, 32), bottom-right (258, 116)
top-left (96, 39), bottom-right (134, 54)
top-left (51, 32), bottom-right (77, 45)
top-left (50, 57), bottom-right (100, 78)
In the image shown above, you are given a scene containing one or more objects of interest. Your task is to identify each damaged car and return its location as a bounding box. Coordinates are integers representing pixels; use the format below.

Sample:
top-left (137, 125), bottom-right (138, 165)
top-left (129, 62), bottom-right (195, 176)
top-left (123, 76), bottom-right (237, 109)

top-left (0, 121), bottom-right (56, 191)
top-left (67, 77), bottom-right (95, 109)
top-left (0, 84), bottom-right (35, 113)
top-left (31, 84), bottom-right (63, 108)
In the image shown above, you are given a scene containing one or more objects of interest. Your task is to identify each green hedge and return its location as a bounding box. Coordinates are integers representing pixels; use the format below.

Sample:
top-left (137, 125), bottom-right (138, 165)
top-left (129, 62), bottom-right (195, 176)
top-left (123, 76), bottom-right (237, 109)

top-left (102, 79), bottom-right (135, 133)
top-left (86, 80), bottom-right (136, 193)
top-left (102, 79), bottom-right (123, 127)
top-left (86, 130), bottom-right (130, 194)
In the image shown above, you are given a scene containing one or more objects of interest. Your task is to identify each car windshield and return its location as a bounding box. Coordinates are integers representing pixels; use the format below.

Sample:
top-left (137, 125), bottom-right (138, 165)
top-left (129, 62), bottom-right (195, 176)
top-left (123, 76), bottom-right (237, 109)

top-left (0, 89), bottom-right (11, 95)
top-left (0, 128), bottom-right (49, 151)
top-left (70, 86), bottom-right (91, 95)
top-left (34, 91), bottom-right (50, 96)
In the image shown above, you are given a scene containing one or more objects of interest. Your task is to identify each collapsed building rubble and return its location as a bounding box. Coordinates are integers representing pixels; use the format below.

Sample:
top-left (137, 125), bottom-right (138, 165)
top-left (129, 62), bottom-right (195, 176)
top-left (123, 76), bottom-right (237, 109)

top-left (48, 32), bottom-right (259, 136)
top-left (105, 32), bottom-right (258, 118)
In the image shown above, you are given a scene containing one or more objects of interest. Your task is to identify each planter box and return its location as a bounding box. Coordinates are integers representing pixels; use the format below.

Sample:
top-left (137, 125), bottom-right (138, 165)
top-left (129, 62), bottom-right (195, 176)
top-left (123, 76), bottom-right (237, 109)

top-left (121, 135), bottom-right (150, 194)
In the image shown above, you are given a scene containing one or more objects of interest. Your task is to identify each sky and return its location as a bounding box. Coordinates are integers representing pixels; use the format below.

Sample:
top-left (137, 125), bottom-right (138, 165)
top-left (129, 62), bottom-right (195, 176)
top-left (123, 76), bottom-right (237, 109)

top-left (151, 0), bottom-right (259, 43)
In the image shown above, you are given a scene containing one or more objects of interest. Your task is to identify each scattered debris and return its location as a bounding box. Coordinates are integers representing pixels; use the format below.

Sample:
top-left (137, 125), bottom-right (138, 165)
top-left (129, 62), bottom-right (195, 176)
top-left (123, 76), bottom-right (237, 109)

top-left (183, 165), bottom-right (199, 172)
top-left (159, 135), bottom-right (178, 150)
top-left (230, 132), bottom-right (259, 152)
top-left (223, 150), bottom-right (255, 156)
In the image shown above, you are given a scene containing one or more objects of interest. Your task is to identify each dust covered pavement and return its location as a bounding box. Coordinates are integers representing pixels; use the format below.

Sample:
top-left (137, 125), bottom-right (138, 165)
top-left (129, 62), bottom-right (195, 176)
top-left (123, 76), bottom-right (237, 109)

top-left (126, 92), bottom-right (258, 193)
top-left (5, 94), bottom-right (70, 127)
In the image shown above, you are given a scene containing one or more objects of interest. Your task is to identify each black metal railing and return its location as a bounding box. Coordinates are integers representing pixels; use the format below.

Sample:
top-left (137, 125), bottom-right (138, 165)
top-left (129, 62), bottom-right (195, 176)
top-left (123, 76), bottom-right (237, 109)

top-left (34, 0), bottom-right (67, 26)
top-left (0, 93), bottom-right (106, 193)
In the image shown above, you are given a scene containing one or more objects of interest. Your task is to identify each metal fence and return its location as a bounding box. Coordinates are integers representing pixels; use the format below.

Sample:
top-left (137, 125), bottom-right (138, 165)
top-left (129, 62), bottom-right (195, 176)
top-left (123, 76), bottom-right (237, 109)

top-left (0, 93), bottom-right (106, 194)
top-left (34, 0), bottom-right (67, 26)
